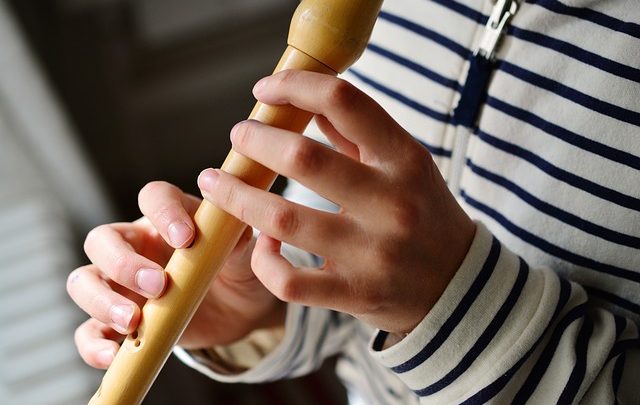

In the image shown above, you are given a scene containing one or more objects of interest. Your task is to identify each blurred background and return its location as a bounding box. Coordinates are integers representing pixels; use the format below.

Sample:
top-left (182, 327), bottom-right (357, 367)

top-left (0, 0), bottom-right (346, 403)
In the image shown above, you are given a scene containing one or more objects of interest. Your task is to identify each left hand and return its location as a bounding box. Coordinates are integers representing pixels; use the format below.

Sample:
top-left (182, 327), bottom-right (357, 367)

top-left (198, 70), bottom-right (476, 335)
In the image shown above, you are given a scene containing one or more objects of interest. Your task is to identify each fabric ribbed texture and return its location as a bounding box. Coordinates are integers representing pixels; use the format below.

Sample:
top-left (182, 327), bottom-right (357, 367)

top-left (177, 0), bottom-right (640, 403)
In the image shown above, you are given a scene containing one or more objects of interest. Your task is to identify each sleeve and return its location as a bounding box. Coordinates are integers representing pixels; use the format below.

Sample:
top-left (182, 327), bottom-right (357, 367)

top-left (368, 221), bottom-right (640, 404)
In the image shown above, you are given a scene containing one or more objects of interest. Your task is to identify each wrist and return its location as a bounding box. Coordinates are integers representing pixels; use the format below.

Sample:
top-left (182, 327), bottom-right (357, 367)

top-left (402, 216), bottom-right (477, 335)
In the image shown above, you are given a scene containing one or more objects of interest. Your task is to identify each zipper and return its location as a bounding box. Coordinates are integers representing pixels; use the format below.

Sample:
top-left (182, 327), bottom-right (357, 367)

top-left (447, 0), bottom-right (519, 195)
top-left (476, 0), bottom-right (519, 61)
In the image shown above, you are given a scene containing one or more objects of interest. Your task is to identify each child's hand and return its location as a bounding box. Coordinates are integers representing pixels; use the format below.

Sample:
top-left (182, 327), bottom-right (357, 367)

top-left (198, 70), bottom-right (476, 335)
top-left (67, 182), bottom-right (284, 369)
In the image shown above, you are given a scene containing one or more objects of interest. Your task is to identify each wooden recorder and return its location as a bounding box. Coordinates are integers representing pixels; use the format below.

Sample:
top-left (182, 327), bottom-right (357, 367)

top-left (88, 1), bottom-right (382, 403)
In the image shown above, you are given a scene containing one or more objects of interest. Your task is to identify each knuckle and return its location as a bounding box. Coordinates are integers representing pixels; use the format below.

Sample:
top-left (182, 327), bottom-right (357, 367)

top-left (273, 273), bottom-right (299, 302)
top-left (407, 142), bottom-right (431, 165)
top-left (411, 145), bottom-right (434, 174)
top-left (398, 140), bottom-right (434, 176)
top-left (391, 199), bottom-right (420, 233)
top-left (155, 205), bottom-right (174, 226)
top-left (286, 140), bottom-right (322, 175)
top-left (220, 182), bottom-right (239, 213)
top-left (215, 180), bottom-right (249, 224)
top-left (327, 79), bottom-right (358, 109)
top-left (111, 253), bottom-right (133, 282)
top-left (90, 294), bottom-right (112, 317)
top-left (268, 203), bottom-right (298, 237)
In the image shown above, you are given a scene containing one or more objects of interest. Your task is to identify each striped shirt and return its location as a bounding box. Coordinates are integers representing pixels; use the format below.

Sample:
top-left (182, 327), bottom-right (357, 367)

top-left (176, 0), bottom-right (640, 403)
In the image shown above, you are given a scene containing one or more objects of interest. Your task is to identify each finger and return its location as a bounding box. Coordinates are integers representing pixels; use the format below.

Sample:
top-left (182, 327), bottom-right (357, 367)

top-left (252, 70), bottom-right (405, 160)
top-left (127, 218), bottom-right (174, 266)
top-left (225, 225), bottom-right (254, 268)
top-left (84, 224), bottom-right (166, 298)
top-left (74, 318), bottom-right (122, 369)
top-left (251, 234), bottom-right (348, 310)
top-left (314, 115), bottom-right (360, 160)
top-left (67, 265), bottom-right (141, 335)
top-left (230, 120), bottom-right (380, 208)
top-left (198, 169), bottom-right (353, 261)
top-left (138, 181), bottom-right (200, 248)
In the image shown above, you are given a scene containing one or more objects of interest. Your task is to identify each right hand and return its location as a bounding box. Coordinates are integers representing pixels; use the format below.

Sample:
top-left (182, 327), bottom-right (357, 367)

top-left (67, 181), bottom-right (285, 369)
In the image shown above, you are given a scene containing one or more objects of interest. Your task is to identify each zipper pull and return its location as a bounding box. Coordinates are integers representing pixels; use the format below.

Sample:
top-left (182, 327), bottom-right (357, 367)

top-left (475, 0), bottom-right (519, 60)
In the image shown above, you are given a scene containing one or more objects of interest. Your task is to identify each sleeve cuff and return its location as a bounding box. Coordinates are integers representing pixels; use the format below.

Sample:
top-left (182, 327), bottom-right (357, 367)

top-left (174, 301), bottom-right (309, 383)
top-left (368, 221), bottom-right (549, 399)
top-left (174, 240), bottom-right (319, 383)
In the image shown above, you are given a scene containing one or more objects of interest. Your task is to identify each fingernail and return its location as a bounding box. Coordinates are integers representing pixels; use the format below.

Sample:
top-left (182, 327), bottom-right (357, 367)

top-left (111, 304), bottom-right (134, 333)
top-left (136, 268), bottom-right (166, 297)
top-left (97, 349), bottom-right (115, 366)
top-left (198, 169), bottom-right (219, 193)
top-left (168, 221), bottom-right (192, 247)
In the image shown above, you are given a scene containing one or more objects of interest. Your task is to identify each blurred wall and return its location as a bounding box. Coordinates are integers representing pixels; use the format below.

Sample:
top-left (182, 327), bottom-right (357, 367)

top-left (8, 0), bottom-right (296, 220)
top-left (0, 0), bottom-right (110, 402)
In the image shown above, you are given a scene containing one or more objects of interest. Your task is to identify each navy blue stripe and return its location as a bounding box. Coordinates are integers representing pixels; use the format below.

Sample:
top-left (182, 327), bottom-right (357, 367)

top-left (508, 26), bottom-right (640, 84)
top-left (372, 331), bottom-right (389, 352)
top-left (392, 237), bottom-right (501, 373)
top-left (460, 278), bottom-right (572, 404)
top-left (511, 303), bottom-right (588, 404)
top-left (486, 96), bottom-right (640, 171)
top-left (292, 314), bottom-right (336, 373)
top-left (429, 0), bottom-right (486, 24)
top-left (310, 316), bottom-right (331, 367)
top-left (461, 190), bottom-right (640, 285)
top-left (476, 130), bottom-right (640, 212)
top-left (612, 353), bottom-right (625, 405)
top-left (452, 54), bottom-right (495, 127)
top-left (431, 0), bottom-right (640, 83)
top-left (283, 307), bottom-right (309, 377)
top-left (498, 61), bottom-right (640, 128)
top-left (368, 31), bottom-right (640, 171)
top-left (377, 11), bottom-right (470, 58)
top-left (378, 7), bottom-right (640, 128)
top-left (414, 258), bottom-right (529, 397)
top-left (348, 68), bottom-right (451, 123)
top-left (467, 159), bottom-right (640, 248)
top-left (558, 316), bottom-right (593, 404)
top-left (613, 315), bottom-right (627, 339)
top-left (329, 310), bottom-right (342, 327)
top-left (366, 43), bottom-right (463, 92)
top-left (584, 287), bottom-right (640, 315)
top-left (527, 0), bottom-right (640, 39)
top-left (363, 43), bottom-right (459, 155)
top-left (416, 138), bottom-right (452, 158)
top-left (607, 338), bottom-right (640, 362)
